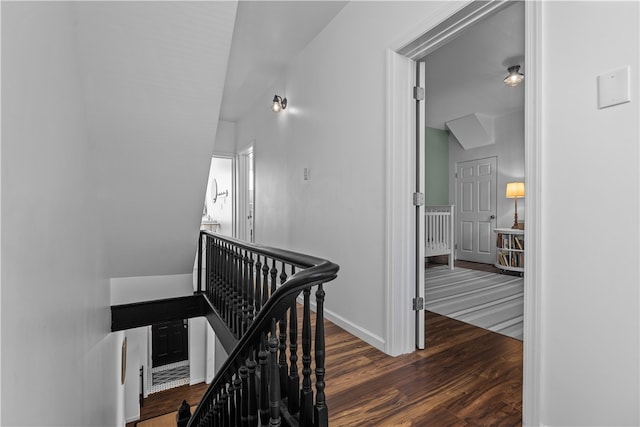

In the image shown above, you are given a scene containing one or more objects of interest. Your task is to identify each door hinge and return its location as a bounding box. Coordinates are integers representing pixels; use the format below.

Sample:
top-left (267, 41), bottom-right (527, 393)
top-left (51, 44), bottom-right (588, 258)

top-left (413, 192), bottom-right (425, 206)
top-left (413, 297), bottom-right (424, 311)
top-left (413, 86), bottom-right (425, 101)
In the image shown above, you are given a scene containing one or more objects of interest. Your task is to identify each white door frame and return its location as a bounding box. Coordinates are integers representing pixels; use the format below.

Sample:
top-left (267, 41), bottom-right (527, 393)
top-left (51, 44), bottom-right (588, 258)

top-left (237, 144), bottom-right (254, 242)
top-left (384, 1), bottom-right (542, 425)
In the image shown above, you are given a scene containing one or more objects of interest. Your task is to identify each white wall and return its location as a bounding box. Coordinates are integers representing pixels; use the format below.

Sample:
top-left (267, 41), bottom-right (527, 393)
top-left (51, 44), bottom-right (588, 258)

top-left (110, 274), bottom-right (193, 305)
top-left (236, 1), bottom-right (465, 350)
top-left (1, 3), bottom-right (120, 425)
top-left (449, 109), bottom-right (525, 229)
top-left (189, 317), bottom-right (206, 385)
top-left (214, 120), bottom-right (237, 156)
top-left (124, 327), bottom-right (147, 423)
top-left (235, 1), bottom-right (640, 424)
top-left (540, 2), bottom-right (639, 425)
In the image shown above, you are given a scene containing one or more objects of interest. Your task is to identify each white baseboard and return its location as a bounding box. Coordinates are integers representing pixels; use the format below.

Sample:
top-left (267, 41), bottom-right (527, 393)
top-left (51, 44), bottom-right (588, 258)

top-left (298, 296), bottom-right (386, 353)
top-left (190, 377), bottom-right (205, 386)
top-left (126, 415), bottom-right (140, 424)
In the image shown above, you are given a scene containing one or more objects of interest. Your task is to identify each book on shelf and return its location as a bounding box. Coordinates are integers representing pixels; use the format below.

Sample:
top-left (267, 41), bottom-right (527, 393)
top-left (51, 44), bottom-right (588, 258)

top-left (514, 236), bottom-right (523, 250)
top-left (497, 252), bottom-right (508, 266)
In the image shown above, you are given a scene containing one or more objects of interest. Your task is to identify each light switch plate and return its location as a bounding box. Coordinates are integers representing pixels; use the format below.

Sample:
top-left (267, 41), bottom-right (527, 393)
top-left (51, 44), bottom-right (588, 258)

top-left (597, 66), bottom-right (631, 109)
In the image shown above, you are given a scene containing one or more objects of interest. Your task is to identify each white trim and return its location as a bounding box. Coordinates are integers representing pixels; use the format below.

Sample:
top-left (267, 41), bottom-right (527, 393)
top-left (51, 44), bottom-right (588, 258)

top-left (190, 377), bottom-right (206, 386)
top-left (415, 61), bottom-right (426, 350)
top-left (236, 144), bottom-right (254, 242)
top-left (303, 298), bottom-right (386, 353)
top-left (385, 0), bottom-right (541, 423)
top-left (522, 1), bottom-right (542, 426)
top-left (384, 49), bottom-right (417, 357)
top-left (397, 0), bottom-right (510, 60)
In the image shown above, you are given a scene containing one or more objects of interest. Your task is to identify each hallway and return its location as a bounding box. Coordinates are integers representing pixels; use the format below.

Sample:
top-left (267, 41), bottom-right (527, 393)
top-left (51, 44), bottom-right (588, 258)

top-left (132, 310), bottom-right (521, 426)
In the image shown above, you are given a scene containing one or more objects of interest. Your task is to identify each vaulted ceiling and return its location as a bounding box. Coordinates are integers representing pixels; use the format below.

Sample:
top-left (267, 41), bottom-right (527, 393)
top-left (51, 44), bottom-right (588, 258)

top-left (74, 2), bottom-right (237, 277)
top-left (219, 1), bottom-right (348, 122)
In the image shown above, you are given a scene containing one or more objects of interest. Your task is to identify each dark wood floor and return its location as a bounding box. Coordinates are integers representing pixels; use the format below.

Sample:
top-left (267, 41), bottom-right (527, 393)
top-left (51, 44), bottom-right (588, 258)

top-left (132, 309), bottom-right (522, 426)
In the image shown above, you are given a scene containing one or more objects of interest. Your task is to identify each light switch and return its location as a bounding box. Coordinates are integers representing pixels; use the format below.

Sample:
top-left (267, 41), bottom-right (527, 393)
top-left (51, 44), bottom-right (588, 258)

top-left (597, 66), bottom-right (631, 109)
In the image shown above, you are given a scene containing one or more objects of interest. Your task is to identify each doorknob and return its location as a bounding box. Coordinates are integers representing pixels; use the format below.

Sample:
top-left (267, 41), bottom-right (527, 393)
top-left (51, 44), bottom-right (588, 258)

top-left (490, 215), bottom-right (496, 219)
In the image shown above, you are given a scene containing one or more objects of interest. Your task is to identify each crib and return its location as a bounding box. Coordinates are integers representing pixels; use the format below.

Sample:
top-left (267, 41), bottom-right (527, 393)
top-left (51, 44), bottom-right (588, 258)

top-left (425, 205), bottom-right (455, 270)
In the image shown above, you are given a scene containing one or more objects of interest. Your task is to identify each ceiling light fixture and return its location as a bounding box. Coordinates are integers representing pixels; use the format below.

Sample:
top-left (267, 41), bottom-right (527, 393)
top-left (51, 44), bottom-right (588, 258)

top-left (503, 65), bottom-right (525, 87)
top-left (271, 94), bottom-right (287, 112)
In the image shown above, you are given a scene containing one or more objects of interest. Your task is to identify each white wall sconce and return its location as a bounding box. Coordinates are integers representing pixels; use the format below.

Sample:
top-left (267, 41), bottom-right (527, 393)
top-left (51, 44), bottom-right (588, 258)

top-left (271, 94), bottom-right (287, 112)
top-left (503, 65), bottom-right (524, 87)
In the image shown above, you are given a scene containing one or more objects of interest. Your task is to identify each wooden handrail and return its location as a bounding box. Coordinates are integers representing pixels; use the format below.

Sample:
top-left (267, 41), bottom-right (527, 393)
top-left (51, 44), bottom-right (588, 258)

top-left (188, 231), bottom-right (339, 427)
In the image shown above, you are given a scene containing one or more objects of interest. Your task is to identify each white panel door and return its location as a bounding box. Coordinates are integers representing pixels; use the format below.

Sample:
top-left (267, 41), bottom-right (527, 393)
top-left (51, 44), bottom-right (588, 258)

top-left (456, 157), bottom-right (497, 263)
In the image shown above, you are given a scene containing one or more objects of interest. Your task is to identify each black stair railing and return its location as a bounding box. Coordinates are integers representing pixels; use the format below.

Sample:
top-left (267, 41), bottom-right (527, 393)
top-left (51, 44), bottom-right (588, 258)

top-left (189, 231), bottom-right (339, 427)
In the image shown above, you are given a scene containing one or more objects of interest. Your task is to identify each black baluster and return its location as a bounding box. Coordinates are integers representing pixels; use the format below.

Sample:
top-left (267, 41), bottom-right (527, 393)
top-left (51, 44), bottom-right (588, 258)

top-left (223, 243), bottom-right (231, 324)
top-left (314, 284), bottom-right (327, 427)
top-left (234, 247), bottom-right (242, 337)
top-left (262, 259), bottom-right (270, 304)
top-left (205, 236), bottom-right (211, 298)
top-left (247, 252), bottom-right (255, 329)
top-left (240, 365), bottom-right (249, 427)
top-left (270, 259), bottom-right (278, 295)
top-left (234, 375), bottom-right (242, 427)
top-left (247, 358), bottom-right (258, 426)
top-left (215, 240), bottom-right (224, 309)
top-left (300, 288), bottom-right (313, 427)
top-left (278, 263), bottom-right (288, 399)
top-left (213, 240), bottom-right (221, 309)
top-left (220, 385), bottom-right (229, 427)
top-left (228, 381), bottom-right (237, 427)
top-left (288, 267), bottom-right (300, 413)
top-left (268, 336), bottom-right (281, 427)
top-left (212, 394), bottom-right (220, 427)
top-left (254, 255), bottom-right (263, 312)
top-left (258, 339), bottom-right (270, 426)
top-left (241, 250), bottom-right (250, 335)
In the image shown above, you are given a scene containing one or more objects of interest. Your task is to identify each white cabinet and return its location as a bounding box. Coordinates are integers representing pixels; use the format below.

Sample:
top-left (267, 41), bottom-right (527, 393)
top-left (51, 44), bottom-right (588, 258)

top-left (494, 228), bottom-right (524, 276)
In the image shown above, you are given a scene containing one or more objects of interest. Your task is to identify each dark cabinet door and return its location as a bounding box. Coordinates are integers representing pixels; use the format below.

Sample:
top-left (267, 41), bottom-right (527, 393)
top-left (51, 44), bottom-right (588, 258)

top-left (152, 319), bottom-right (188, 367)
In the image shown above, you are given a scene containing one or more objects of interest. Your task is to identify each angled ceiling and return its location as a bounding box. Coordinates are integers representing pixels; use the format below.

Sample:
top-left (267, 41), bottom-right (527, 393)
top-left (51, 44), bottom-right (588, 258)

top-left (74, 2), bottom-right (237, 278)
top-left (423, 2), bottom-right (525, 130)
top-left (219, 1), bottom-right (348, 122)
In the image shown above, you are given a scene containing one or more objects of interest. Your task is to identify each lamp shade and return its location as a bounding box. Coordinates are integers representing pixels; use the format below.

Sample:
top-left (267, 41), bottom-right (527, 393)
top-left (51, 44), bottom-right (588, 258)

top-left (506, 182), bottom-right (525, 198)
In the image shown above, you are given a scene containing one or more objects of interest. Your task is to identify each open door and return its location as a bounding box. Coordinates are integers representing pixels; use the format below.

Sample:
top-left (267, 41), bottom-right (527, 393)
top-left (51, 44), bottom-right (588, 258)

top-left (415, 61), bottom-right (425, 350)
top-left (237, 145), bottom-right (254, 242)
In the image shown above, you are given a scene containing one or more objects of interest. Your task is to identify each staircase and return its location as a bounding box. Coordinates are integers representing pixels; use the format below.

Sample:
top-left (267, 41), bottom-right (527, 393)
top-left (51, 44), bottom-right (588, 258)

top-left (112, 231), bottom-right (339, 426)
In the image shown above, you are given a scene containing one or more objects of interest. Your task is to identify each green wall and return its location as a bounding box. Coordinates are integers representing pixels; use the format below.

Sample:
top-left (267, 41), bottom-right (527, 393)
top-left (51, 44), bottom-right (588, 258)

top-left (425, 127), bottom-right (449, 205)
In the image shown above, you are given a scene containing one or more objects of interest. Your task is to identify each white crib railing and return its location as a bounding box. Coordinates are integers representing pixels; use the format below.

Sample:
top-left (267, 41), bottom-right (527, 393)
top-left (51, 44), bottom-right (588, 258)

top-left (425, 205), bottom-right (455, 270)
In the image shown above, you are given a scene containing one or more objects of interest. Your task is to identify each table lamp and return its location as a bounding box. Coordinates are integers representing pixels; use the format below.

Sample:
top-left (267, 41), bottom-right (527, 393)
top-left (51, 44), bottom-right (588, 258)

top-left (506, 182), bottom-right (525, 229)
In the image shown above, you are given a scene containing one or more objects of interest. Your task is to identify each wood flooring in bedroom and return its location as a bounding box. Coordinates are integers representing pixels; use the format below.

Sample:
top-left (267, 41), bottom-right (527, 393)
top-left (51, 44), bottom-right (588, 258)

top-left (132, 310), bottom-right (522, 426)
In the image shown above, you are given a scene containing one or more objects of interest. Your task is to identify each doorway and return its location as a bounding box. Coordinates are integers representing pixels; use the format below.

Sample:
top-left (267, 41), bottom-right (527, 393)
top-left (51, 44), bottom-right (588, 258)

top-left (237, 145), bottom-right (254, 242)
top-left (152, 320), bottom-right (189, 368)
top-left (203, 155), bottom-right (235, 237)
top-left (386, 0), bottom-right (540, 423)
top-left (149, 320), bottom-right (190, 393)
top-left (456, 157), bottom-right (498, 264)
